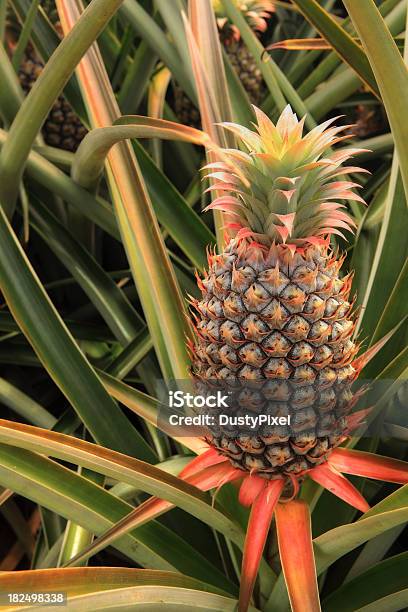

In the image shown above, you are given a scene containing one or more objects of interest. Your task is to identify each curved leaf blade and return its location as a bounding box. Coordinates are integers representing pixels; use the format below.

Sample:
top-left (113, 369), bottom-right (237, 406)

top-left (0, 419), bottom-right (244, 547)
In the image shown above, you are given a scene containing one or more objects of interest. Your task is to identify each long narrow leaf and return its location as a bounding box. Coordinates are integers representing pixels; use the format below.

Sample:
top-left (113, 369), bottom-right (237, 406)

top-left (316, 506), bottom-right (408, 576)
top-left (344, 0), bottom-right (408, 201)
top-left (309, 463), bottom-right (370, 513)
top-left (0, 378), bottom-right (56, 429)
top-left (98, 370), bottom-right (206, 455)
top-left (275, 500), bottom-right (321, 612)
top-left (14, 585), bottom-right (244, 611)
top-left (0, 419), bottom-right (244, 546)
top-left (28, 197), bottom-right (143, 345)
top-left (62, 462), bottom-right (242, 570)
top-left (323, 552), bottom-right (408, 612)
top-left (0, 567), bottom-right (228, 597)
top-left (0, 444), bottom-right (234, 586)
top-left (329, 448), bottom-right (408, 484)
top-left (239, 480), bottom-right (283, 612)
top-left (63, 1), bottom-right (191, 382)
top-left (292, 0), bottom-right (380, 97)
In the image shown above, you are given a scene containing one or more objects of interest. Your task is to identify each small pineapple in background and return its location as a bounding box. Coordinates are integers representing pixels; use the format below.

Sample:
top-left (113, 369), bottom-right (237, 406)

top-left (7, 2), bottom-right (87, 152)
top-left (190, 105), bottom-right (366, 481)
top-left (174, 0), bottom-right (275, 126)
top-left (17, 45), bottom-right (87, 152)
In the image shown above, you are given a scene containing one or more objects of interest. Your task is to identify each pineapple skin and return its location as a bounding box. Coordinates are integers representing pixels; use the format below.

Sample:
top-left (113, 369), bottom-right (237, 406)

top-left (191, 240), bottom-right (357, 479)
top-left (19, 45), bottom-right (87, 152)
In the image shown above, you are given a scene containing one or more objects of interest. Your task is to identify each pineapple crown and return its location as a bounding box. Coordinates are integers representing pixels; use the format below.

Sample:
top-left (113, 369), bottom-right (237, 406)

top-left (204, 105), bottom-right (368, 250)
top-left (212, 0), bottom-right (275, 39)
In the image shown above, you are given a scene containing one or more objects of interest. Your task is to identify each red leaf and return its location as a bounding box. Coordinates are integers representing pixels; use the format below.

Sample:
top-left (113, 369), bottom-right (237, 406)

top-left (187, 461), bottom-right (243, 491)
top-left (238, 474), bottom-right (267, 507)
top-left (239, 479), bottom-right (284, 612)
top-left (179, 447), bottom-right (228, 479)
top-left (329, 448), bottom-right (408, 484)
top-left (309, 462), bottom-right (370, 513)
top-left (100, 462), bottom-right (241, 542)
top-left (275, 500), bottom-right (321, 612)
top-left (345, 407), bottom-right (372, 432)
top-left (97, 460), bottom-right (240, 542)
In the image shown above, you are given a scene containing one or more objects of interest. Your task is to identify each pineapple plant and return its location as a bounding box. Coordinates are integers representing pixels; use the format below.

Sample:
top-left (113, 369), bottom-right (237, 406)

top-left (0, 1), bottom-right (408, 612)
top-left (190, 105), bottom-right (364, 482)
top-left (174, 0), bottom-right (275, 125)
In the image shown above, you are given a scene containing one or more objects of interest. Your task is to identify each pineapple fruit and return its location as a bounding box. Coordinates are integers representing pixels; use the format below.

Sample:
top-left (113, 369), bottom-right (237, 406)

top-left (18, 44), bottom-right (87, 152)
top-left (7, 3), bottom-right (86, 152)
top-left (174, 0), bottom-right (275, 126)
top-left (190, 106), bottom-right (365, 480)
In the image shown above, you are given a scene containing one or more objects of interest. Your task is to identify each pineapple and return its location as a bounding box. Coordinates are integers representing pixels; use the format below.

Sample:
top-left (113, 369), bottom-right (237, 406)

top-left (7, 3), bottom-right (87, 152)
top-left (18, 44), bottom-right (87, 152)
top-left (189, 106), bottom-right (366, 480)
top-left (174, 0), bottom-right (275, 126)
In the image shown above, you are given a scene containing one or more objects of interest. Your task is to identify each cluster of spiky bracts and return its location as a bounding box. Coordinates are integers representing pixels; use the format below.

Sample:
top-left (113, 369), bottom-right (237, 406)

top-left (204, 106), bottom-right (366, 246)
top-left (213, 0), bottom-right (276, 40)
top-left (188, 105), bottom-right (369, 484)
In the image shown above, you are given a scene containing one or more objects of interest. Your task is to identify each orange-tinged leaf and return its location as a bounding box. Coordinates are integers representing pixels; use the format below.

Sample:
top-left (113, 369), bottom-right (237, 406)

top-left (345, 407), bottom-right (372, 432)
top-left (0, 567), bottom-right (227, 596)
top-left (189, 461), bottom-right (243, 492)
top-left (329, 448), bottom-right (408, 484)
top-left (61, 1), bottom-right (190, 382)
top-left (275, 500), bottom-right (321, 612)
top-left (353, 322), bottom-right (402, 372)
top-left (185, 0), bottom-right (237, 246)
top-left (239, 479), bottom-right (284, 612)
top-left (188, 0), bottom-right (233, 134)
top-left (309, 462), bottom-right (370, 513)
top-left (63, 495), bottom-right (173, 568)
top-left (179, 447), bottom-right (228, 479)
top-left (73, 116), bottom-right (249, 191)
top-left (238, 474), bottom-right (267, 508)
top-left (266, 37), bottom-right (405, 52)
top-left (266, 37), bottom-right (332, 51)
top-left (64, 458), bottom-right (243, 568)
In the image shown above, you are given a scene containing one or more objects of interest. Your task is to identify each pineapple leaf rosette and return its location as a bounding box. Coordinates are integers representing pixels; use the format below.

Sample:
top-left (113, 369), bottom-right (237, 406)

top-left (171, 106), bottom-right (407, 610)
